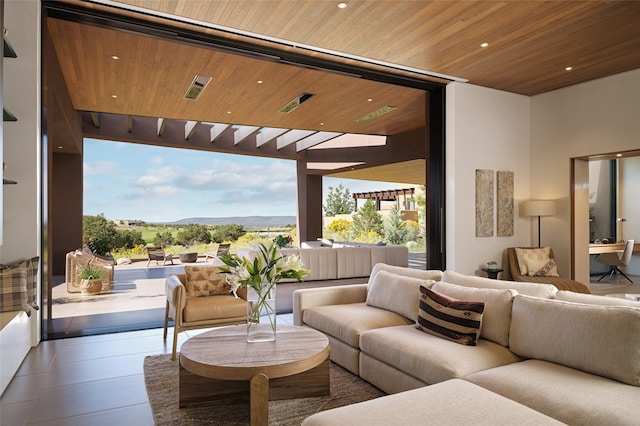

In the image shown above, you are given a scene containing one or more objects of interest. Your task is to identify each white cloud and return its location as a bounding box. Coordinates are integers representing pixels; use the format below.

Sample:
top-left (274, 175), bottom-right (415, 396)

top-left (83, 160), bottom-right (120, 176)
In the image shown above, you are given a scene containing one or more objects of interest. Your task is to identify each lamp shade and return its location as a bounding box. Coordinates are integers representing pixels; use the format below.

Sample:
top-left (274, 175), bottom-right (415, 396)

top-left (521, 200), bottom-right (556, 217)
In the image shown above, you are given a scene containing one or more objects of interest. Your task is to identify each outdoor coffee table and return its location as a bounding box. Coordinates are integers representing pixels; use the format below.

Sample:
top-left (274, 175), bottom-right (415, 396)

top-left (179, 324), bottom-right (330, 426)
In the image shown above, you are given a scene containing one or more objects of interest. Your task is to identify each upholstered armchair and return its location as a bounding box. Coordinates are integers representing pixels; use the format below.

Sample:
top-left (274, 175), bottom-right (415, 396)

top-left (163, 266), bottom-right (248, 360)
top-left (506, 247), bottom-right (590, 294)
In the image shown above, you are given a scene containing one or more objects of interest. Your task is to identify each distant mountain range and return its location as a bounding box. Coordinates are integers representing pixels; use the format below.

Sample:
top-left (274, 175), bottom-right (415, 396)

top-left (161, 216), bottom-right (297, 229)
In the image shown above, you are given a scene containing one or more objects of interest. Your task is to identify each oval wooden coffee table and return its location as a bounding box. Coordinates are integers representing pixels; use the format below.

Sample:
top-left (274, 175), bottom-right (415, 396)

top-left (179, 324), bottom-right (330, 426)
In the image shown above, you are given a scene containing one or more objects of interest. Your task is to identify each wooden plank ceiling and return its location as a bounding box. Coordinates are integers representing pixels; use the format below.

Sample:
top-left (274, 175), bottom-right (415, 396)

top-left (47, 0), bottom-right (640, 185)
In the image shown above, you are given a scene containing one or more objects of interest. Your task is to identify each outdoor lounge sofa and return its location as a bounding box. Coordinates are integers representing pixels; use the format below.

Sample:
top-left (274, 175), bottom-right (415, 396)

top-left (238, 244), bottom-right (408, 313)
top-left (295, 264), bottom-right (640, 425)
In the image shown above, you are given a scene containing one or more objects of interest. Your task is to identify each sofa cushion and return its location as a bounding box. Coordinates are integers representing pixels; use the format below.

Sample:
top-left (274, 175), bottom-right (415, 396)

top-left (514, 246), bottom-right (551, 275)
top-left (336, 247), bottom-right (372, 279)
top-left (466, 359), bottom-right (640, 426)
top-left (184, 265), bottom-right (230, 297)
top-left (370, 245), bottom-right (409, 269)
top-left (366, 270), bottom-right (434, 322)
top-left (442, 270), bottom-right (557, 298)
top-left (432, 281), bottom-right (516, 346)
top-left (555, 290), bottom-right (640, 308)
top-left (360, 325), bottom-right (520, 385)
top-left (416, 286), bottom-right (484, 346)
top-left (510, 295), bottom-right (640, 386)
top-left (369, 263), bottom-right (443, 284)
top-left (302, 378), bottom-right (564, 426)
top-left (303, 302), bottom-right (412, 347)
top-left (299, 248), bottom-right (338, 281)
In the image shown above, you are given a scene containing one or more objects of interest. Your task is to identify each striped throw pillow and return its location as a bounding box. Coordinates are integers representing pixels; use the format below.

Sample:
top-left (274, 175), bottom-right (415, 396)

top-left (416, 285), bottom-right (484, 346)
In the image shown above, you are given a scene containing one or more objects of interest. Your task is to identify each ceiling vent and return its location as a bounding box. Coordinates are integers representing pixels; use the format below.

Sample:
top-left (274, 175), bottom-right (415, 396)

top-left (356, 105), bottom-right (397, 122)
top-left (184, 74), bottom-right (212, 100)
top-left (278, 93), bottom-right (315, 113)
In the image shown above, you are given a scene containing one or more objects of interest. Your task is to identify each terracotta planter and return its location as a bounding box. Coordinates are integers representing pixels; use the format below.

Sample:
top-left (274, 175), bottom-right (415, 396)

top-left (80, 279), bottom-right (102, 295)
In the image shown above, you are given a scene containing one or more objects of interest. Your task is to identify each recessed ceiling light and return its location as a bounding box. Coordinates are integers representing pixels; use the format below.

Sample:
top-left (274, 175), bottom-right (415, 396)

top-left (367, 98), bottom-right (373, 102)
top-left (111, 55), bottom-right (119, 60)
top-left (227, 111), bottom-right (232, 114)
top-left (480, 42), bottom-right (489, 48)
top-left (616, 153), bottom-right (623, 157)
top-left (320, 122), bottom-right (325, 126)
top-left (356, 105), bottom-right (397, 122)
top-left (338, 2), bottom-right (348, 9)
top-left (565, 66), bottom-right (573, 71)
top-left (257, 80), bottom-right (263, 84)
top-left (111, 94), bottom-right (117, 98)
top-left (58, 146), bottom-right (63, 149)
top-left (184, 74), bottom-right (212, 100)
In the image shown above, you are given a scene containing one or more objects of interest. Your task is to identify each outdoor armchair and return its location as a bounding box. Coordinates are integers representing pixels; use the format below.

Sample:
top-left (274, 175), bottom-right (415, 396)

top-left (146, 245), bottom-right (174, 267)
top-left (65, 248), bottom-right (114, 293)
top-left (163, 271), bottom-right (247, 360)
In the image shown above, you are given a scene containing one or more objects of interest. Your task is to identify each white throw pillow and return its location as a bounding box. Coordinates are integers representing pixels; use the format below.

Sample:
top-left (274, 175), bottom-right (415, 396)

top-left (366, 269), bottom-right (435, 322)
top-left (432, 281), bottom-right (516, 346)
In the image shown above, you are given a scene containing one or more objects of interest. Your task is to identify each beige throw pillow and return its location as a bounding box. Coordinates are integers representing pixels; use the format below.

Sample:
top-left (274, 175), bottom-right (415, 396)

top-left (515, 247), bottom-right (551, 275)
top-left (366, 269), bottom-right (435, 322)
top-left (184, 265), bottom-right (230, 297)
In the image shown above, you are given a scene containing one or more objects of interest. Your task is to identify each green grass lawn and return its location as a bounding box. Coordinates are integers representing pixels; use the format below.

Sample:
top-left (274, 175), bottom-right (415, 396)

top-left (139, 228), bottom-right (180, 244)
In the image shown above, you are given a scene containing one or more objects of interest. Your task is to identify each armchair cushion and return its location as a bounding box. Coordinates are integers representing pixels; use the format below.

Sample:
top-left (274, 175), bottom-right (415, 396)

top-left (528, 258), bottom-right (560, 277)
top-left (0, 267), bottom-right (29, 314)
top-left (183, 294), bottom-right (247, 322)
top-left (184, 265), bottom-right (231, 297)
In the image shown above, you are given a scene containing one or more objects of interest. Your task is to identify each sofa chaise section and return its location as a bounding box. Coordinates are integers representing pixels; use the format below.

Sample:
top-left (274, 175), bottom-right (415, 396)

top-left (302, 378), bottom-right (564, 426)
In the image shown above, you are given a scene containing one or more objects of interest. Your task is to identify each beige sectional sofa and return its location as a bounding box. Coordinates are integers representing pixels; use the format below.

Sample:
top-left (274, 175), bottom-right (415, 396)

top-left (238, 245), bottom-right (408, 313)
top-left (294, 264), bottom-right (640, 425)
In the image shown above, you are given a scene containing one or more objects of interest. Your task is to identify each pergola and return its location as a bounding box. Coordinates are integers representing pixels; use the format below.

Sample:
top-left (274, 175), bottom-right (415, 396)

top-left (353, 188), bottom-right (416, 211)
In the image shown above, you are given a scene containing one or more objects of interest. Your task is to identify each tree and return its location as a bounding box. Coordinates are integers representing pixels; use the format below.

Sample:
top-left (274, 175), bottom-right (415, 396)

top-left (384, 203), bottom-right (408, 245)
top-left (176, 224), bottom-right (212, 246)
top-left (324, 183), bottom-right (354, 217)
top-left (116, 229), bottom-right (145, 249)
top-left (415, 185), bottom-right (427, 239)
top-left (211, 224), bottom-right (246, 243)
top-left (83, 214), bottom-right (119, 255)
top-left (153, 231), bottom-right (175, 247)
top-left (350, 199), bottom-right (383, 238)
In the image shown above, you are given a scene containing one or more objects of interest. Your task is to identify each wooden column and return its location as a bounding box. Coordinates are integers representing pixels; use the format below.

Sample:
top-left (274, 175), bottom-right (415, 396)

top-left (296, 160), bottom-right (323, 244)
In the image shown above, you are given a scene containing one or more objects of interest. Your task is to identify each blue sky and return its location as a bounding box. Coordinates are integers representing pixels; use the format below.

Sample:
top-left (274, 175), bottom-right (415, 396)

top-left (83, 138), bottom-right (396, 223)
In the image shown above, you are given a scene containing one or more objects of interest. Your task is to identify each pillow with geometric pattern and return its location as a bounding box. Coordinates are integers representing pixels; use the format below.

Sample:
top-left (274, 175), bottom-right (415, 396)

top-left (184, 265), bottom-right (231, 297)
top-left (526, 257), bottom-right (560, 277)
top-left (416, 285), bottom-right (484, 346)
top-left (515, 247), bottom-right (551, 275)
top-left (0, 266), bottom-right (30, 315)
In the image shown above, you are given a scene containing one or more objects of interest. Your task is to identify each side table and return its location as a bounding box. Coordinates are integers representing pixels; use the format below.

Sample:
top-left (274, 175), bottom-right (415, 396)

top-left (482, 268), bottom-right (503, 280)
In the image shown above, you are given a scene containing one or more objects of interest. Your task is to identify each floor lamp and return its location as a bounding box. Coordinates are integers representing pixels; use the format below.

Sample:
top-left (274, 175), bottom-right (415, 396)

top-left (521, 200), bottom-right (556, 247)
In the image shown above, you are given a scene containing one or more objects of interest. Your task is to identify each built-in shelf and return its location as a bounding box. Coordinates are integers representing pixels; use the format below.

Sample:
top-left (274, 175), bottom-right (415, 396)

top-left (3, 108), bottom-right (16, 121)
top-left (3, 38), bottom-right (16, 58)
top-left (3, 178), bottom-right (17, 185)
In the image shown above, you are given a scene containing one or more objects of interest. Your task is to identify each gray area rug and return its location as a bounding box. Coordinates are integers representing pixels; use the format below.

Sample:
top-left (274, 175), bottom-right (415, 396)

top-left (144, 354), bottom-right (385, 425)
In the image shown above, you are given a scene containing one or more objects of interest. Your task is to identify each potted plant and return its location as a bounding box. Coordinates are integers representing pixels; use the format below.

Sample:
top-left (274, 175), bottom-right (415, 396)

top-left (79, 265), bottom-right (104, 295)
top-left (485, 261), bottom-right (499, 270)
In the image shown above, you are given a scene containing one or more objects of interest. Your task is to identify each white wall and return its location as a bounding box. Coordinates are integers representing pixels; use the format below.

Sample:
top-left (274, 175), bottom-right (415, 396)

top-left (530, 68), bottom-right (640, 283)
top-left (0, 0), bottom-right (41, 395)
top-left (446, 82), bottom-right (531, 275)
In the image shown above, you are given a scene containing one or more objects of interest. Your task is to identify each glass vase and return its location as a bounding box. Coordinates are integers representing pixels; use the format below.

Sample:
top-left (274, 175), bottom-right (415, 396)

top-left (246, 283), bottom-right (276, 342)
